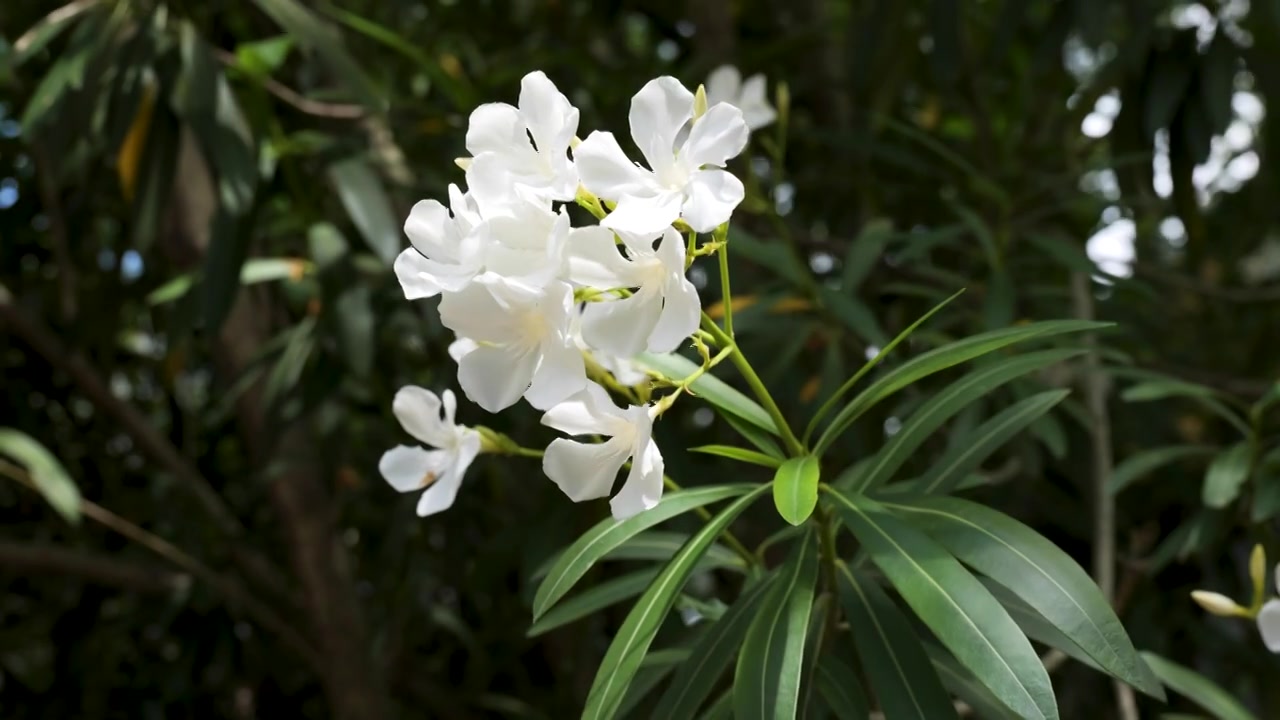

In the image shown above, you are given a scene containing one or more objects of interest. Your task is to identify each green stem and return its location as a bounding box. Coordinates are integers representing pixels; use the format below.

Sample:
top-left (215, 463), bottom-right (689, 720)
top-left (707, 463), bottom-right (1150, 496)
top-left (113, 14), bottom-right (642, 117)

top-left (663, 476), bottom-right (755, 567)
top-left (718, 240), bottom-right (734, 338)
top-left (701, 313), bottom-right (806, 457)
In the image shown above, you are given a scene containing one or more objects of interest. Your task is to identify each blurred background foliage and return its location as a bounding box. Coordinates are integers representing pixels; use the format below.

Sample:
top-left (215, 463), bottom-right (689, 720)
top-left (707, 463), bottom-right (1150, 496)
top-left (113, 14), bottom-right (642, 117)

top-left (2, 0), bottom-right (1280, 717)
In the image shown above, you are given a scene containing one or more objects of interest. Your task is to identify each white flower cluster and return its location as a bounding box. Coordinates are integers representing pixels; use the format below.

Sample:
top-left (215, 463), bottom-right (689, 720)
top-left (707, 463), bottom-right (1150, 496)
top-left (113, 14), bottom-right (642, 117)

top-left (380, 68), bottom-right (769, 520)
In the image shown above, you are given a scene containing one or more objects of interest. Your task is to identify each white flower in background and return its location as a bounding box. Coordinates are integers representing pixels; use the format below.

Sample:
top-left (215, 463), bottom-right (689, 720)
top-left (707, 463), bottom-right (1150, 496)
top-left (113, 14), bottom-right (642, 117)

top-left (541, 383), bottom-right (665, 519)
top-left (567, 308), bottom-right (650, 386)
top-left (575, 76), bottom-right (749, 237)
top-left (438, 277), bottom-right (585, 412)
top-left (394, 184), bottom-right (485, 299)
top-left (1258, 598), bottom-right (1280, 652)
top-left (465, 70), bottom-right (580, 215)
top-left (705, 65), bottom-right (777, 131)
top-left (569, 226), bottom-right (700, 357)
top-left (378, 387), bottom-right (482, 517)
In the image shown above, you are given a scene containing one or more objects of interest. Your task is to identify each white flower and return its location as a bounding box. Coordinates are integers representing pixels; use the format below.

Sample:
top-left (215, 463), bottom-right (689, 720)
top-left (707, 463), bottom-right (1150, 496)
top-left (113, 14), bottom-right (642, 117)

top-left (705, 65), bottom-right (777, 131)
top-left (465, 71), bottom-right (579, 215)
top-left (575, 76), bottom-right (749, 238)
top-left (438, 276), bottom-right (585, 412)
top-left (541, 383), bottom-right (664, 519)
top-left (568, 307), bottom-right (650, 386)
top-left (378, 387), bottom-right (482, 517)
top-left (394, 184), bottom-right (485, 299)
top-left (1259, 598), bottom-right (1280, 652)
top-left (569, 226), bottom-right (700, 356)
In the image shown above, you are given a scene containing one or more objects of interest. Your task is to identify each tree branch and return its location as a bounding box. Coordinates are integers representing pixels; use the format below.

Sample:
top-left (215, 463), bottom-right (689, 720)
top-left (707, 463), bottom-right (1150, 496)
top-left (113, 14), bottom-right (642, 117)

top-left (212, 49), bottom-right (366, 119)
top-left (0, 538), bottom-right (183, 594)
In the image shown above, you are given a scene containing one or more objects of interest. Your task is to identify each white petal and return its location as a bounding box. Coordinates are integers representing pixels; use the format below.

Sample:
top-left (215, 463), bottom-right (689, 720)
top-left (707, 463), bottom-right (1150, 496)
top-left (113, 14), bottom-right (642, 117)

top-left (738, 74), bottom-right (777, 130)
top-left (575, 131), bottom-right (660, 200)
top-left (601, 191), bottom-right (684, 239)
top-left (465, 152), bottom-right (523, 217)
top-left (525, 337), bottom-right (587, 410)
top-left (404, 199), bottom-right (454, 259)
top-left (392, 386), bottom-right (448, 447)
top-left (379, 445), bottom-right (450, 493)
top-left (543, 437), bottom-right (630, 502)
top-left (416, 430), bottom-right (482, 516)
top-left (681, 169), bottom-right (744, 233)
top-left (449, 338), bottom-right (479, 363)
top-left (682, 103), bottom-right (749, 169)
top-left (581, 286), bottom-right (663, 358)
top-left (457, 344), bottom-right (537, 412)
top-left (629, 77), bottom-right (694, 180)
top-left (649, 276), bottom-right (701, 353)
top-left (393, 249), bottom-right (444, 300)
top-left (438, 282), bottom-right (521, 343)
top-left (484, 202), bottom-right (569, 286)
top-left (466, 102), bottom-right (525, 156)
top-left (542, 382), bottom-right (617, 436)
top-left (441, 388), bottom-right (460, 427)
top-left (609, 427), bottom-right (664, 519)
top-left (566, 226), bottom-right (638, 289)
top-left (704, 65), bottom-right (741, 107)
top-left (519, 71), bottom-right (579, 163)
top-left (1259, 599), bottom-right (1280, 652)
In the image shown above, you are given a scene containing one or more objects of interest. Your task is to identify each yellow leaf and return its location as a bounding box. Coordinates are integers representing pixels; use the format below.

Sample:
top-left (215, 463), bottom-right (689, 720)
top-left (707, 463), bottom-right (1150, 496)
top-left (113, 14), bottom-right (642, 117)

top-left (116, 82), bottom-right (158, 203)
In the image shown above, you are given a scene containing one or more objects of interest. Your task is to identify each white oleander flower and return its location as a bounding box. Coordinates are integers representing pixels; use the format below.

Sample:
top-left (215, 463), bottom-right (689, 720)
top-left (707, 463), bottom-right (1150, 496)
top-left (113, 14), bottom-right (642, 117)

top-left (438, 277), bottom-right (585, 412)
top-left (541, 383), bottom-right (664, 519)
top-left (705, 65), bottom-right (777, 131)
top-left (394, 184), bottom-right (485, 299)
top-left (1258, 565), bottom-right (1280, 652)
top-left (575, 76), bottom-right (749, 238)
top-left (378, 387), bottom-right (482, 516)
top-left (568, 226), bottom-right (700, 357)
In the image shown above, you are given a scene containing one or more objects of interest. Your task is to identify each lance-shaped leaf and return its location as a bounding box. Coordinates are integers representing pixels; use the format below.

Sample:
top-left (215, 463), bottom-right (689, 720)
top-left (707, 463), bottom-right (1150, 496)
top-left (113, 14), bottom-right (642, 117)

top-left (581, 484), bottom-right (769, 720)
top-left (734, 529), bottom-right (820, 720)
top-left (825, 488), bottom-right (1058, 719)
top-left (773, 455), bottom-right (821, 525)
top-left (885, 496), bottom-right (1163, 700)
top-left (533, 485), bottom-right (753, 620)
top-left (528, 569), bottom-right (659, 637)
top-left (813, 653), bottom-right (872, 720)
top-left (1140, 652), bottom-right (1257, 720)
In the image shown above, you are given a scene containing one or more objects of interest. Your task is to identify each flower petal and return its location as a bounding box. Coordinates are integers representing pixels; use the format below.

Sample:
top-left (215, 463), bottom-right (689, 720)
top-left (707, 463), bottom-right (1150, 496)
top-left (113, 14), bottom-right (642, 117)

top-left (681, 168), bottom-right (744, 233)
top-left (543, 437), bottom-right (630, 502)
top-left (441, 388), bottom-right (459, 427)
top-left (466, 102), bottom-right (525, 156)
top-left (457, 344), bottom-right (537, 412)
top-left (609, 420), bottom-right (664, 519)
top-left (542, 382), bottom-right (618, 436)
top-left (417, 430), bottom-right (482, 517)
top-left (392, 386), bottom-right (448, 447)
top-left (629, 77), bottom-right (694, 180)
top-left (704, 65), bottom-right (741, 107)
top-left (1259, 599), bottom-right (1280, 652)
top-left (404, 199), bottom-right (454, 259)
top-left (738, 74), bottom-right (777, 130)
top-left (601, 191), bottom-right (684, 239)
top-left (393, 249), bottom-right (444, 300)
top-left (581, 286), bottom-right (663, 358)
top-left (525, 337), bottom-right (587, 410)
top-left (449, 337), bottom-right (479, 363)
top-left (438, 282), bottom-right (521, 343)
top-left (566, 226), bottom-right (638, 289)
top-left (379, 445), bottom-right (450, 493)
top-left (519, 71), bottom-right (579, 164)
top-left (575, 131), bottom-right (660, 200)
top-left (682, 103), bottom-right (749, 169)
top-left (649, 279), bottom-right (700, 354)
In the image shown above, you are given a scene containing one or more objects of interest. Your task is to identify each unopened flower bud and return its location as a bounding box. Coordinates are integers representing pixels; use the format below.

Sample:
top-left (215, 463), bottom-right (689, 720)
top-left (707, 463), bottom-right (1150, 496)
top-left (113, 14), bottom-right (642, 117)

top-left (1251, 544), bottom-right (1267, 607)
top-left (1191, 590), bottom-right (1248, 618)
top-left (693, 84), bottom-right (708, 122)
top-left (454, 157), bottom-right (472, 171)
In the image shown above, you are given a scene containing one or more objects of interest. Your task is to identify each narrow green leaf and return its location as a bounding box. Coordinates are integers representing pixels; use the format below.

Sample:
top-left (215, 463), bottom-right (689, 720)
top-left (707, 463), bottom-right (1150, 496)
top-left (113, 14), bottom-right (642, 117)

top-left (1139, 652), bottom-right (1258, 720)
top-left (913, 390), bottom-right (1070, 495)
top-left (924, 645), bottom-right (1022, 720)
top-left (852, 349), bottom-right (1083, 493)
top-left (980, 579), bottom-right (1104, 672)
top-left (334, 284), bottom-right (375, 377)
top-left (816, 320), bottom-right (1109, 455)
top-left (734, 529), bottom-right (820, 720)
top-left (0, 429), bottom-right (80, 524)
top-left (886, 496), bottom-right (1163, 700)
top-left (689, 445), bottom-right (781, 468)
top-left (12, 0), bottom-right (104, 67)
top-left (842, 219), bottom-right (893, 290)
top-left (533, 485), bottom-right (753, 621)
top-left (1202, 443), bottom-right (1252, 509)
top-left (697, 691), bottom-right (733, 720)
top-left (813, 654), bottom-right (872, 720)
top-left (1121, 380), bottom-right (1249, 435)
top-left (637, 353), bottom-right (778, 436)
top-left (818, 287), bottom-right (888, 346)
top-left (654, 575), bottom-right (777, 719)
top-left (528, 569), bottom-right (659, 637)
top-left (806, 290), bottom-right (963, 441)
top-left (328, 157), bottom-right (401, 264)
top-left (836, 565), bottom-right (958, 720)
top-left (249, 0), bottom-right (383, 109)
top-left (617, 648), bottom-right (693, 718)
top-left (263, 316), bottom-right (317, 408)
top-left (596, 531), bottom-right (746, 570)
top-left (825, 489), bottom-right (1057, 719)
top-left (581, 485), bottom-right (769, 720)
top-left (146, 258), bottom-right (309, 306)
top-left (773, 456), bottom-right (821, 526)
top-left (722, 411), bottom-right (786, 460)
top-left (1109, 445), bottom-right (1218, 495)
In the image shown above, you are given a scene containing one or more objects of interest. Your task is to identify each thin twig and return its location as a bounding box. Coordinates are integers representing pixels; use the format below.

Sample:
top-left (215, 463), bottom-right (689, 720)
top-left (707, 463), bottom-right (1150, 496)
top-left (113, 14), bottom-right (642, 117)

top-left (1131, 261), bottom-right (1280, 303)
top-left (212, 48), bottom-right (366, 119)
top-left (0, 459), bottom-right (320, 672)
top-left (1071, 272), bottom-right (1139, 720)
top-left (0, 538), bottom-right (184, 594)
